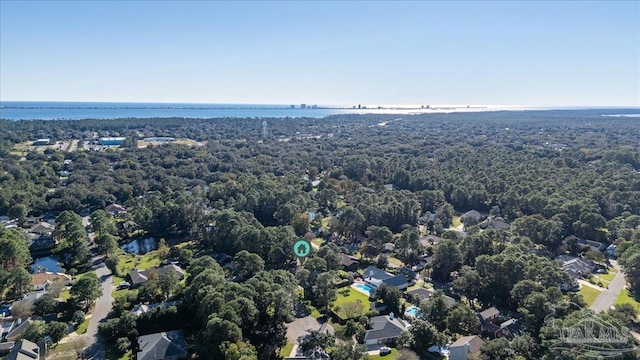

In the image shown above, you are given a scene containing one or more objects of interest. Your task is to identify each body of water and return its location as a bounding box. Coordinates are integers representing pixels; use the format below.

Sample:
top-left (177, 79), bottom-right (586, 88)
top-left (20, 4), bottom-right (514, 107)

top-left (0, 101), bottom-right (420, 120)
top-left (0, 101), bottom-right (517, 120)
top-left (354, 283), bottom-right (373, 296)
top-left (31, 256), bottom-right (62, 273)
top-left (121, 237), bottom-right (158, 255)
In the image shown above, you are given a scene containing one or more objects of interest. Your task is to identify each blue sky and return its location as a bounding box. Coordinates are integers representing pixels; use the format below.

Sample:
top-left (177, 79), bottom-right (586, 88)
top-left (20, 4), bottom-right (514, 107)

top-left (1, 1), bottom-right (638, 106)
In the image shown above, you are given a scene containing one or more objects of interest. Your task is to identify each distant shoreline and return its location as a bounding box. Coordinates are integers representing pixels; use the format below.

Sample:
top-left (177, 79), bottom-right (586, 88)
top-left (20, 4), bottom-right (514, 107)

top-left (0, 101), bottom-right (638, 121)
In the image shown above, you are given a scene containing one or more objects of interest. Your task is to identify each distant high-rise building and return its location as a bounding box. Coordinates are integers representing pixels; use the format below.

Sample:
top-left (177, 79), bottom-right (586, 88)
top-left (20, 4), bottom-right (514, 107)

top-left (290, 105), bottom-right (295, 109)
top-left (301, 104), bottom-right (306, 109)
top-left (262, 120), bottom-right (268, 139)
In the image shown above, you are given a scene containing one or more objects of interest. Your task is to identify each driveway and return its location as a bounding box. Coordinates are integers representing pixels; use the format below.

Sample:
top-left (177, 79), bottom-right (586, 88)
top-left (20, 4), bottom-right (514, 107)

top-left (285, 316), bottom-right (334, 344)
top-left (83, 259), bottom-right (114, 359)
top-left (591, 261), bottom-right (626, 313)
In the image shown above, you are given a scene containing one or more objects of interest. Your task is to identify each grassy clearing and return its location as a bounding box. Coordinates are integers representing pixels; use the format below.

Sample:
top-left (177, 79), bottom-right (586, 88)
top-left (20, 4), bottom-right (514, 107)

top-left (615, 289), bottom-right (640, 314)
top-left (368, 348), bottom-right (398, 360)
top-left (452, 216), bottom-right (462, 227)
top-left (112, 288), bottom-right (138, 301)
top-left (116, 250), bottom-right (162, 276)
top-left (280, 342), bottom-right (294, 358)
top-left (578, 285), bottom-right (602, 307)
top-left (388, 257), bottom-right (404, 267)
top-left (311, 238), bottom-right (325, 247)
top-left (75, 317), bottom-right (91, 334)
top-left (331, 288), bottom-right (370, 320)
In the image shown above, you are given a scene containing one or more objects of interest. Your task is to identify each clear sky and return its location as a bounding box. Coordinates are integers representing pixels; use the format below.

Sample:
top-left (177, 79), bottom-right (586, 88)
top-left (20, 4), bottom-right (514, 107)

top-left (1, 1), bottom-right (638, 106)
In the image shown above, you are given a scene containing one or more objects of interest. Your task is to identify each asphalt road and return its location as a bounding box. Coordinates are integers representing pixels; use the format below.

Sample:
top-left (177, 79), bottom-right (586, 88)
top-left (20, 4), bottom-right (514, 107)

top-left (83, 259), bottom-right (114, 360)
top-left (590, 261), bottom-right (626, 313)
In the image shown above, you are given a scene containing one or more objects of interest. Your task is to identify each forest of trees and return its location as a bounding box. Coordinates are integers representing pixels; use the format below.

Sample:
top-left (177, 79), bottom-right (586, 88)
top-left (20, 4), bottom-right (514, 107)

top-left (0, 110), bottom-right (639, 359)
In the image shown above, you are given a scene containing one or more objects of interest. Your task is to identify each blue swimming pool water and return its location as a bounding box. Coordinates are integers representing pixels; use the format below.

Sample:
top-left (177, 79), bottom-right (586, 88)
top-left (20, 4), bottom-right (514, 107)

top-left (355, 283), bottom-right (372, 293)
top-left (406, 306), bottom-right (419, 316)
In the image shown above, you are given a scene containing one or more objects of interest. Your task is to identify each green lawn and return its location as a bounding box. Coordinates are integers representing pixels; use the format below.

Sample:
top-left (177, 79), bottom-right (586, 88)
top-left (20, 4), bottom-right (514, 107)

top-left (615, 288), bottom-right (640, 314)
top-left (578, 285), bottom-right (602, 307)
top-left (75, 317), bottom-right (91, 334)
top-left (368, 348), bottom-right (398, 360)
top-left (112, 288), bottom-right (138, 301)
top-left (331, 288), bottom-right (370, 320)
top-left (388, 257), bottom-right (404, 267)
top-left (407, 281), bottom-right (432, 291)
top-left (599, 268), bottom-right (618, 282)
top-left (451, 216), bottom-right (462, 227)
top-left (59, 288), bottom-right (71, 301)
top-left (116, 250), bottom-right (162, 276)
top-left (280, 342), bottom-right (294, 358)
top-left (311, 238), bottom-right (325, 247)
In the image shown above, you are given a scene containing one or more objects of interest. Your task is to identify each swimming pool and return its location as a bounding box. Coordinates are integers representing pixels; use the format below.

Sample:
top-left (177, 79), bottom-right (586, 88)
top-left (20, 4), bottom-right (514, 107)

top-left (354, 283), bottom-right (373, 295)
top-left (405, 306), bottom-right (420, 317)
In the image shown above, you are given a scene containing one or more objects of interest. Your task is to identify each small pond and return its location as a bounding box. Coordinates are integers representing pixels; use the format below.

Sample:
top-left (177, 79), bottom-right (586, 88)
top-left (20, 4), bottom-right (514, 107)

top-left (121, 237), bottom-right (158, 255)
top-left (31, 256), bottom-right (62, 273)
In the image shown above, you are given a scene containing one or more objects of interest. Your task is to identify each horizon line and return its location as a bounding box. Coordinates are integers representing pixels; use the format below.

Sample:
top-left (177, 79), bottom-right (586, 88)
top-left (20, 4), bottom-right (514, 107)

top-left (1, 100), bottom-right (639, 110)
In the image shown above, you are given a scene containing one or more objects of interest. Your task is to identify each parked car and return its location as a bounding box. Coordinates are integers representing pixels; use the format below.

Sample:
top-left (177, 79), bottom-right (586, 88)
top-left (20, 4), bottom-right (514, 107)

top-left (379, 346), bottom-right (391, 355)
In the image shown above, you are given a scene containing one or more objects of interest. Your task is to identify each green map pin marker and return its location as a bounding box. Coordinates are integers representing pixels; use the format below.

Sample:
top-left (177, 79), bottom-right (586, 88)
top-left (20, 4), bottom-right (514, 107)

top-left (293, 239), bottom-right (311, 259)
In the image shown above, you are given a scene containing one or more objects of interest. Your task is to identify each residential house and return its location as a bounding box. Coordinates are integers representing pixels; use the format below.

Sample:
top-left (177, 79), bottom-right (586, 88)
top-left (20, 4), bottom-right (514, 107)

top-left (5, 339), bottom-right (39, 360)
top-left (118, 221), bottom-right (138, 235)
top-left (460, 210), bottom-right (484, 224)
top-left (131, 301), bottom-right (182, 316)
top-left (31, 272), bottom-right (72, 291)
top-left (28, 234), bottom-right (55, 253)
top-left (494, 318), bottom-right (526, 340)
top-left (488, 217), bottom-right (510, 230)
top-left (363, 314), bottom-right (407, 346)
top-left (362, 266), bottom-right (408, 291)
top-left (418, 212), bottom-right (437, 225)
top-left (419, 235), bottom-right (442, 248)
top-left (340, 254), bottom-right (359, 271)
top-left (382, 243), bottom-right (395, 252)
top-left (29, 222), bottom-right (54, 236)
top-left (0, 342), bottom-right (15, 356)
top-left (137, 330), bottom-right (187, 360)
top-left (557, 255), bottom-right (595, 279)
top-left (478, 307), bottom-right (500, 322)
top-left (104, 204), bottom-right (127, 216)
top-left (448, 335), bottom-right (484, 360)
top-left (128, 264), bottom-right (186, 287)
top-left (477, 307), bottom-right (525, 340)
top-left (405, 287), bottom-right (456, 308)
top-left (579, 239), bottom-right (606, 252)
top-left (5, 319), bottom-right (32, 342)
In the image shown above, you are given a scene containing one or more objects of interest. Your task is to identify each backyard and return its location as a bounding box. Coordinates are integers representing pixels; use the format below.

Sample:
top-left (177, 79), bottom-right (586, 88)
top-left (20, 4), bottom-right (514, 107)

top-left (331, 287), bottom-right (371, 320)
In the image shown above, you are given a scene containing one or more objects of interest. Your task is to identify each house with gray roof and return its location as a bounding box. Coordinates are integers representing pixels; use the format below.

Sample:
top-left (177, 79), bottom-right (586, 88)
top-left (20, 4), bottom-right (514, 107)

top-left (5, 319), bottom-right (32, 342)
top-left (137, 330), bottom-right (187, 360)
top-left (449, 335), bottom-right (484, 360)
top-left (406, 287), bottom-right (456, 308)
top-left (364, 314), bottom-right (407, 346)
top-left (556, 255), bottom-right (595, 279)
top-left (131, 301), bottom-right (182, 316)
top-left (460, 210), bottom-right (484, 224)
top-left (363, 266), bottom-right (408, 291)
top-left (128, 264), bottom-right (186, 287)
top-left (5, 339), bottom-right (39, 360)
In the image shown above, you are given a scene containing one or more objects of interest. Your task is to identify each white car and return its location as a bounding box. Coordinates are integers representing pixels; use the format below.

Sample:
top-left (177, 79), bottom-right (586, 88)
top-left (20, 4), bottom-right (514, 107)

top-left (379, 346), bottom-right (391, 355)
